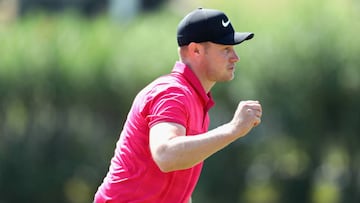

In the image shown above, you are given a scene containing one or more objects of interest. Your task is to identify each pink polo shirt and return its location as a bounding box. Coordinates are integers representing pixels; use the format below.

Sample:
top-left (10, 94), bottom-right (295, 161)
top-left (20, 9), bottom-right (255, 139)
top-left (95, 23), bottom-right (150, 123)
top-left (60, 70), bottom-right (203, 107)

top-left (94, 62), bottom-right (215, 203)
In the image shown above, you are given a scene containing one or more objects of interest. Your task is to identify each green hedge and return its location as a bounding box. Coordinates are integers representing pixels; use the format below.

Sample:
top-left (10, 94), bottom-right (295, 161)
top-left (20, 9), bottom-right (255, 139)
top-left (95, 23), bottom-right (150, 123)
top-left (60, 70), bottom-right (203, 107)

top-left (0, 1), bottom-right (359, 202)
top-left (0, 10), bottom-right (180, 203)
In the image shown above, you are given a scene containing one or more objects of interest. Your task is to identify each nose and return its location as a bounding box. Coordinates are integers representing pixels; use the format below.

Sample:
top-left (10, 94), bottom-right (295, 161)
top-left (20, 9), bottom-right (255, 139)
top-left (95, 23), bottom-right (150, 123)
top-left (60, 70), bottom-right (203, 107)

top-left (230, 49), bottom-right (239, 63)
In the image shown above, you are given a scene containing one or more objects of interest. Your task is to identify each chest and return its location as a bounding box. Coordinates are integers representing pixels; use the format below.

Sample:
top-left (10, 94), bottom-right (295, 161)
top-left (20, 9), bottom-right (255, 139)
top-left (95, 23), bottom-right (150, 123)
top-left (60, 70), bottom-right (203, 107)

top-left (185, 92), bottom-right (211, 135)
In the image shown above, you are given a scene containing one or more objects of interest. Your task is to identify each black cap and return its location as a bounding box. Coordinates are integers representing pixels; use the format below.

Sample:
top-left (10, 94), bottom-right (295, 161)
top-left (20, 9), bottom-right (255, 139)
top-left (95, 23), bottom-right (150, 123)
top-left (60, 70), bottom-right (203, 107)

top-left (177, 8), bottom-right (254, 46)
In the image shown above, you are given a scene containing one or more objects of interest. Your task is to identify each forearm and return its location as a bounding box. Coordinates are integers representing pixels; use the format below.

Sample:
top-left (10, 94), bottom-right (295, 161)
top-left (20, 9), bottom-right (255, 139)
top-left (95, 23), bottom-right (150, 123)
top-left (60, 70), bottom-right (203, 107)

top-left (151, 101), bottom-right (262, 172)
top-left (153, 123), bottom-right (239, 172)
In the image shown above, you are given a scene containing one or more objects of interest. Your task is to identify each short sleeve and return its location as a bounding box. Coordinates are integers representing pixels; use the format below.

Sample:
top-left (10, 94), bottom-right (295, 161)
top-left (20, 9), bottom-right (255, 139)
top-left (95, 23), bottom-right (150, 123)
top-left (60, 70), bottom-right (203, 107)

top-left (145, 86), bottom-right (188, 128)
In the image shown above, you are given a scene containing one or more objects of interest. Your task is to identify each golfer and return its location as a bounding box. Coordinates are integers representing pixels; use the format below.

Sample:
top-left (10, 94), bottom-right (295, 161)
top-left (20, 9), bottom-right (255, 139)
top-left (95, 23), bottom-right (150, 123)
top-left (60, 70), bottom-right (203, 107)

top-left (94, 8), bottom-right (262, 203)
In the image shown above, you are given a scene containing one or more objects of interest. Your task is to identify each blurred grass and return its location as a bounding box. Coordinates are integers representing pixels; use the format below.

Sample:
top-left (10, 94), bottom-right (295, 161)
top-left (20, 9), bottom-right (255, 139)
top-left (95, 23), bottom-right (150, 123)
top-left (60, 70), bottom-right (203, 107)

top-left (0, 1), bottom-right (359, 203)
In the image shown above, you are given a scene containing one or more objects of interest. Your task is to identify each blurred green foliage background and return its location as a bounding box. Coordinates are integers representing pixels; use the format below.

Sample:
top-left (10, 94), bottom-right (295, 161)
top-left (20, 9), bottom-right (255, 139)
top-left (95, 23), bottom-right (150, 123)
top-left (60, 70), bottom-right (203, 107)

top-left (0, 0), bottom-right (359, 202)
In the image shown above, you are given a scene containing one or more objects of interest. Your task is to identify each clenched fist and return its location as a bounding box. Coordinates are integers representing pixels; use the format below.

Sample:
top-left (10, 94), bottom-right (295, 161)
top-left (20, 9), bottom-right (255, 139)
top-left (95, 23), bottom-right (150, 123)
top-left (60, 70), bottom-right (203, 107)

top-left (230, 100), bottom-right (262, 137)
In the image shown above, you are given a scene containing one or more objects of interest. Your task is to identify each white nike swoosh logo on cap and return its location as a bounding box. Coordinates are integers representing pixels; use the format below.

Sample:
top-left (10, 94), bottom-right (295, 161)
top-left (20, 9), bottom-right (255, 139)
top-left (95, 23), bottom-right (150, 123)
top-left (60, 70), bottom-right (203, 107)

top-left (222, 19), bottom-right (231, 27)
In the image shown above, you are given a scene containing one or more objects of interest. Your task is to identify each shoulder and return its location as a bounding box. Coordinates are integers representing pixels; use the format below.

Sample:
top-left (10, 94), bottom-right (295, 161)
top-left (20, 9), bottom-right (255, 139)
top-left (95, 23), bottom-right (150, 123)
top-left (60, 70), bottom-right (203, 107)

top-left (131, 74), bottom-right (191, 112)
top-left (136, 75), bottom-right (192, 127)
top-left (144, 74), bottom-right (191, 98)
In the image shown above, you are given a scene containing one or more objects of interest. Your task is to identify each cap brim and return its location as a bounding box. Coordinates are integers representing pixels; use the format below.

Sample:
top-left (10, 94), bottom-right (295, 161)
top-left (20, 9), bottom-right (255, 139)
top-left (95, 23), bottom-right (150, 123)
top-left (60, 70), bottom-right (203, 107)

top-left (212, 32), bottom-right (254, 45)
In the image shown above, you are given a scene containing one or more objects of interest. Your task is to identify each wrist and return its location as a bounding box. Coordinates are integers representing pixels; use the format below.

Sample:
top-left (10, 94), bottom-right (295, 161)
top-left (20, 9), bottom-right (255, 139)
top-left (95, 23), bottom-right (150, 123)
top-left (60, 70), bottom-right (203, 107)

top-left (226, 121), bottom-right (251, 138)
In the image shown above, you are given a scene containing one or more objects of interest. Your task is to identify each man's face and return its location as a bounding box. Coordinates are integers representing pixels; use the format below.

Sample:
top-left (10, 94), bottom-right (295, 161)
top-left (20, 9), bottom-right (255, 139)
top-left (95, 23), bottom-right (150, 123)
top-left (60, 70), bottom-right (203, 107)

top-left (201, 42), bottom-right (240, 82)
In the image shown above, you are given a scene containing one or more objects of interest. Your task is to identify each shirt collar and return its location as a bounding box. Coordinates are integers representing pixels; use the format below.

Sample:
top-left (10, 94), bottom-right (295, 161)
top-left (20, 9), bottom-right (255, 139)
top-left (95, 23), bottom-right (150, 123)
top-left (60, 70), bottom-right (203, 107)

top-left (172, 61), bottom-right (215, 111)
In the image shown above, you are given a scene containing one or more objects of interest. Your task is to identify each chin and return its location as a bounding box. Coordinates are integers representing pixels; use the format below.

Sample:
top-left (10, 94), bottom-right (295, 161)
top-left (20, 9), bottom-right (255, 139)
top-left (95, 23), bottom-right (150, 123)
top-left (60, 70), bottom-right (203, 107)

top-left (228, 74), bottom-right (235, 81)
top-left (219, 76), bottom-right (234, 82)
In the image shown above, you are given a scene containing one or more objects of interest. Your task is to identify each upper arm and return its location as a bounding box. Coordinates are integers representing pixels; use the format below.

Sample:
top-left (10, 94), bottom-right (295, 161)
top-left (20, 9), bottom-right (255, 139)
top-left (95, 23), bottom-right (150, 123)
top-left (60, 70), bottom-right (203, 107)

top-left (149, 122), bottom-right (186, 169)
top-left (146, 86), bottom-right (189, 129)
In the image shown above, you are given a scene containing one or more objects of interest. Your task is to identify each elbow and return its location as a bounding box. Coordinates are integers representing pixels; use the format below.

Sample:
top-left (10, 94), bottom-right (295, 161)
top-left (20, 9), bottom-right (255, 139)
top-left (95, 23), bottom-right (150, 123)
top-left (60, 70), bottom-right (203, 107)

top-left (153, 154), bottom-right (192, 173)
top-left (151, 146), bottom-right (176, 173)
top-left (153, 155), bottom-right (175, 173)
top-left (157, 162), bottom-right (174, 173)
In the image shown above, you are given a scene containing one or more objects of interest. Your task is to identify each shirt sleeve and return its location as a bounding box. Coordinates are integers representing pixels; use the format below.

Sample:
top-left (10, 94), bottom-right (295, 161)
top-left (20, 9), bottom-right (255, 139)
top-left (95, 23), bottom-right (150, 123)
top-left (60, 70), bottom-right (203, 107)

top-left (145, 86), bottom-right (188, 128)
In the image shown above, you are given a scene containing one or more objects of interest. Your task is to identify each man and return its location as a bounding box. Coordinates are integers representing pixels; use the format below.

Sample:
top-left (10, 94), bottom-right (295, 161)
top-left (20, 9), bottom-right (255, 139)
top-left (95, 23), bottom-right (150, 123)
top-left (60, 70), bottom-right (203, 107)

top-left (94, 8), bottom-right (262, 203)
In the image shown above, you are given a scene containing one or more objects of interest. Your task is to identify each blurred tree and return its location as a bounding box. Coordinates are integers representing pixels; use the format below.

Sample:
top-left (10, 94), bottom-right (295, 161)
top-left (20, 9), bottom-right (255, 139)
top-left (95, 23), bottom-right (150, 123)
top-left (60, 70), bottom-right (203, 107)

top-left (141, 0), bottom-right (167, 11)
top-left (19, 0), bottom-right (108, 16)
top-left (0, 1), bottom-right (359, 203)
top-left (0, 0), bottom-right (18, 23)
top-left (18, 0), bottom-right (170, 17)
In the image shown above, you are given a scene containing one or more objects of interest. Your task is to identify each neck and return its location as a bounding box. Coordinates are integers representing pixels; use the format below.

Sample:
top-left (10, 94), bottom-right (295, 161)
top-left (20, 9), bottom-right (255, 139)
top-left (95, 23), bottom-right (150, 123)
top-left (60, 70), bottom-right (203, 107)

top-left (178, 45), bottom-right (215, 93)
top-left (180, 60), bottom-right (215, 93)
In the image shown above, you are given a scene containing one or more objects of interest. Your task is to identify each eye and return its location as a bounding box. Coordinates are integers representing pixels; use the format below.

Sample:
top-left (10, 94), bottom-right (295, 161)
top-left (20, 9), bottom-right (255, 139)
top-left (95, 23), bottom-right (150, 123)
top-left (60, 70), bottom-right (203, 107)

top-left (224, 47), bottom-right (231, 53)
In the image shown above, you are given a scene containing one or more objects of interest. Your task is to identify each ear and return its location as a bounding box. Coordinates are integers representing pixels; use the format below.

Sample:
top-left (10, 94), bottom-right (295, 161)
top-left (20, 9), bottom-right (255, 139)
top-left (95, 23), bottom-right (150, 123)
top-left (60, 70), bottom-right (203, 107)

top-left (188, 42), bottom-right (202, 56)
